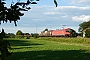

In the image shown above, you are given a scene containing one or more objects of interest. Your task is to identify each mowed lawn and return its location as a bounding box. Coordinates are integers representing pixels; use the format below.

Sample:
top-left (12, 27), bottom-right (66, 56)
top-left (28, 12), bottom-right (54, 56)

top-left (5, 37), bottom-right (90, 60)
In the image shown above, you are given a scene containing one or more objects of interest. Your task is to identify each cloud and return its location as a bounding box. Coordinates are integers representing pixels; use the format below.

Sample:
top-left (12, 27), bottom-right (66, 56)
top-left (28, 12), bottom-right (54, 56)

top-left (54, 6), bottom-right (90, 11)
top-left (72, 15), bottom-right (90, 22)
top-left (60, 0), bottom-right (90, 6)
top-left (44, 12), bottom-right (61, 15)
top-left (71, 0), bottom-right (90, 4)
top-left (64, 0), bottom-right (90, 6)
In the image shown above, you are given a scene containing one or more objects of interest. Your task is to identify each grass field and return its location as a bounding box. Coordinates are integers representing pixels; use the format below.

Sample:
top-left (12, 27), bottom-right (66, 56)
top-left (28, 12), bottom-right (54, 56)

top-left (4, 37), bottom-right (90, 60)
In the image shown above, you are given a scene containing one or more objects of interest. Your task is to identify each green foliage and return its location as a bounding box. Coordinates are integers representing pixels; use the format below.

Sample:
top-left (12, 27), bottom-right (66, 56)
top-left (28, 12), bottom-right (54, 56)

top-left (6, 33), bottom-right (15, 38)
top-left (70, 29), bottom-right (77, 37)
top-left (0, 0), bottom-right (58, 26)
top-left (0, 0), bottom-right (39, 26)
top-left (0, 28), bottom-right (6, 39)
top-left (79, 20), bottom-right (90, 37)
top-left (78, 32), bottom-right (83, 37)
top-left (33, 33), bottom-right (39, 38)
top-left (24, 36), bottom-right (30, 39)
top-left (79, 20), bottom-right (90, 32)
top-left (44, 28), bottom-right (48, 31)
top-left (85, 28), bottom-right (90, 38)
top-left (15, 35), bottom-right (24, 39)
top-left (16, 30), bottom-right (23, 35)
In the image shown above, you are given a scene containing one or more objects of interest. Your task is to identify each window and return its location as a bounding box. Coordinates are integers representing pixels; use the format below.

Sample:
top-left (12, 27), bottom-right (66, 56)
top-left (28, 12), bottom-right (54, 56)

top-left (66, 30), bottom-right (70, 32)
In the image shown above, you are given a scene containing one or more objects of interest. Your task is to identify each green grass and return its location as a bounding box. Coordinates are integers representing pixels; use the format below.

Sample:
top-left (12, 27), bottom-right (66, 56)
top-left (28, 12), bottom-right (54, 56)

top-left (4, 38), bottom-right (90, 60)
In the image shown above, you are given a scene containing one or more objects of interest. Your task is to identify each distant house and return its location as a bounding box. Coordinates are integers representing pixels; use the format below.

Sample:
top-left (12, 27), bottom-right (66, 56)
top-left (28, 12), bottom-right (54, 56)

top-left (52, 28), bottom-right (70, 37)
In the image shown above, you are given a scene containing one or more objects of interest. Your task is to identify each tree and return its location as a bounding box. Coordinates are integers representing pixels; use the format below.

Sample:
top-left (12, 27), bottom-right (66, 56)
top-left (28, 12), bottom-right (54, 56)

top-left (44, 28), bottom-right (48, 32)
top-left (70, 29), bottom-right (77, 37)
top-left (16, 30), bottom-right (24, 38)
top-left (16, 30), bottom-right (23, 35)
top-left (78, 20), bottom-right (90, 37)
top-left (85, 28), bottom-right (90, 38)
top-left (78, 20), bottom-right (90, 32)
top-left (0, 28), bottom-right (6, 39)
top-left (0, 0), bottom-right (58, 26)
top-left (0, 0), bottom-right (39, 26)
top-left (7, 33), bottom-right (15, 38)
top-left (33, 33), bottom-right (39, 38)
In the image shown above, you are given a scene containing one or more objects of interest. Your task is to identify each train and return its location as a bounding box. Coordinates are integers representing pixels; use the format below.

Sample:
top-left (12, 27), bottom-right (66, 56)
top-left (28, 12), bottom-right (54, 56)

top-left (39, 28), bottom-right (71, 37)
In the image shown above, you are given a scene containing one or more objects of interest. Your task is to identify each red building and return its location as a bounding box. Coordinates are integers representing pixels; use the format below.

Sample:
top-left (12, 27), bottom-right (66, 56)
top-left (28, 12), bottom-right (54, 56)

top-left (52, 28), bottom-right (70, 37)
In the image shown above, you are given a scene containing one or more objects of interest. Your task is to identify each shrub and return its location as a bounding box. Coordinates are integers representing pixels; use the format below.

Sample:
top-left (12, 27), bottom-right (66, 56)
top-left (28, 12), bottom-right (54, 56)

top-left (24, 36), bottom-right (30, 39)
top-left (85, 29), bottom-right (90, 38)
top-left (15, 35), bottom-right (24, 39)
top-left (33, 33), bottom-right (39, 38)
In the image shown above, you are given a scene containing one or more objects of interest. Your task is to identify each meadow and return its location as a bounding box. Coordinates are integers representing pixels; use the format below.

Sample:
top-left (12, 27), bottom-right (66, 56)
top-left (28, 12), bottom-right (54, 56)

top-left (4, 37), bottom-right (90, 60)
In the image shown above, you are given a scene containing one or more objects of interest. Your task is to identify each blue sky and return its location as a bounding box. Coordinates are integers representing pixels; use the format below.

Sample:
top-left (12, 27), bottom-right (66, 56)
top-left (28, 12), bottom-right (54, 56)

top-left (0, 0), bottom-right (90, 34)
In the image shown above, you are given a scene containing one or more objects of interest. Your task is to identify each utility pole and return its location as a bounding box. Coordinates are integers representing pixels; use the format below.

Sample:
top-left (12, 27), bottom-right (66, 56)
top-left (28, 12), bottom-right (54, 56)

top-left (62, 25), bottom-right (66, 36)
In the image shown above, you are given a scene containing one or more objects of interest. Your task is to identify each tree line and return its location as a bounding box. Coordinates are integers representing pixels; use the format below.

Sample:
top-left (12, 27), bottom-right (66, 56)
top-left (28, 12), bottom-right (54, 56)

top-left (3, 30), bottom-right (38, 39)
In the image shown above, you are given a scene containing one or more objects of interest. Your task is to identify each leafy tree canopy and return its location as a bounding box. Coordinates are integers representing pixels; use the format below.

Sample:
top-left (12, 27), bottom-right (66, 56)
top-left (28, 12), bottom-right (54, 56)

top-left (70, 28), bottom-right (77, 37)
top-left (16, 30), bottom-right (23, 35)
top-left (78, 20), bottom-right (90, 32)
top-left (85, 28), bottom-right (90, 38)
top-left (0, 0), bottom-right (58, 26)
top-left (44, 28), bottom-right (48, 31)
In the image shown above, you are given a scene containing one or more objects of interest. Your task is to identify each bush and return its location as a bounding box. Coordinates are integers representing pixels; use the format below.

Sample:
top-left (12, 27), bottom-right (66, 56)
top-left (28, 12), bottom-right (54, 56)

top-left (85, 29), bottom-right (90, 38)
top-left (70, 29), bottom-right (77, 37)
top-left (24, 36), bottom-right (30, 39)
top-left (33, 33), bottom-right (39, 38)
top-left (15, 35), bottom-right (24, 39)
top-left (9, 35), bottom-right (15, 38)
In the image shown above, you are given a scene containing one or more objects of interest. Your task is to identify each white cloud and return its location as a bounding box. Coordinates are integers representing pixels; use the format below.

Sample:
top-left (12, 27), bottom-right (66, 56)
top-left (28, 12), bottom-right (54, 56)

top-left (72, 15), bottom-right (90, 22)
top-left (71, 0), bottom-right (90, 4)
top-left (60, 0), bottom-right (90, 6)
top-left (44, 12), bottom-right (61, 15)
top-left (63, 0), bottom-right (90, 6)
top-left (54, 6), bottom-right (90, 11)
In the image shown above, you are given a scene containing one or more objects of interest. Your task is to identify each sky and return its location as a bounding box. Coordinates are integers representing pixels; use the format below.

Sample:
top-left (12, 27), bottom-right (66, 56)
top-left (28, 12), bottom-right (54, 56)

top-left (0, 0), bottom-right (90, 34)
